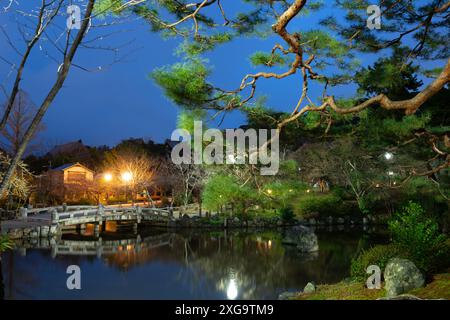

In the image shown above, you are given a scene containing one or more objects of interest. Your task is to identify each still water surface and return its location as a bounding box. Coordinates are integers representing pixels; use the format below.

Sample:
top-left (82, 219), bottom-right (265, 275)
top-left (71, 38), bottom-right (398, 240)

top-left (0, 226), bottom-right (386, 299)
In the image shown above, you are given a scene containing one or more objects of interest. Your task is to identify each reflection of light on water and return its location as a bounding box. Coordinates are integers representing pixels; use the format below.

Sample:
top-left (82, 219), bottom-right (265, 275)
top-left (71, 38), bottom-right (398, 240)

top-left (226, 268), bottom-right (239, 300)
top-left (227, 279), bottom-right (238, 300)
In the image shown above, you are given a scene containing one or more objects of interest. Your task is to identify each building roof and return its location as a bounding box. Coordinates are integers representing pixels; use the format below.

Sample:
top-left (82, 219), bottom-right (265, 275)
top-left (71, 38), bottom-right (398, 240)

top-left (52, 162), bottom-right (94, 173)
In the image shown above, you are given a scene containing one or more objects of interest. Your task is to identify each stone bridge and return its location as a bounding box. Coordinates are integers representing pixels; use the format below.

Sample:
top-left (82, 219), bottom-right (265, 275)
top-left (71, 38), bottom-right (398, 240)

top-left (1, 204), bottom-right (200, 239)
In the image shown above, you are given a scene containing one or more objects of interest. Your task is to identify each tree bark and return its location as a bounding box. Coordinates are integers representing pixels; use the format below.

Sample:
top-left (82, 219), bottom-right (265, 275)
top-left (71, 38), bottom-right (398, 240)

top-left (0, 0), bottom-right (96, 197)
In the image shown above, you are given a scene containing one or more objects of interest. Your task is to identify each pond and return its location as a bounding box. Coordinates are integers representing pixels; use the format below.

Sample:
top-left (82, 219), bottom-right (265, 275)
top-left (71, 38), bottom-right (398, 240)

top-left (0, 226), bottom-right (387, 300)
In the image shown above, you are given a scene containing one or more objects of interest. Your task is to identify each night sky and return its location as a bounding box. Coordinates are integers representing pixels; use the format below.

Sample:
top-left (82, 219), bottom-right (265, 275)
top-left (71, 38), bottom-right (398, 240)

top-left (0, 1), bottom-right (443, 151)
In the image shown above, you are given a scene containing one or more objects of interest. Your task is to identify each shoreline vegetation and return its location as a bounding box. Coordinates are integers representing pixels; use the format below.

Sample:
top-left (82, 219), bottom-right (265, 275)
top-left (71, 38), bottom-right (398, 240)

top-left (293, 272), bottom-right (450, 300)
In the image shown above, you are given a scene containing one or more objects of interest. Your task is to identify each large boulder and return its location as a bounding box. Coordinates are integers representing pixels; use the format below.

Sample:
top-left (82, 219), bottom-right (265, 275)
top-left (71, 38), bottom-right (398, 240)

top-left (282, 226), bottom-right (319, 252)
top-left (384, 258), bottom-right (425, 297)
top-left (303, 282), bottom-right (316, 294)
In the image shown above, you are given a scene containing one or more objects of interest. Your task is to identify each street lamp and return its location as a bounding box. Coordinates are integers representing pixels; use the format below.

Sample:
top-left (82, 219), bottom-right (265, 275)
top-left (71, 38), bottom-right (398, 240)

top-left (384, 152), bottom-right (394, 160)
top-left (121, 171), bottom-right (132, 182)
top-left (387, 170), bottom-right (395, 187)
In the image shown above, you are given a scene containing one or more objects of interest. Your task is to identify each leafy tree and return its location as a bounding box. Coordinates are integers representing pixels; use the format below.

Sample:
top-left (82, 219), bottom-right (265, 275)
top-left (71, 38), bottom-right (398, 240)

top-left (355, 46), bottom-right (423, 101)
top-left (202, 174), bottom-right (256, 216)
top-left (388, 201), bottom-right (449, 273)
top-left (123, 0), bottom-right (450, 133)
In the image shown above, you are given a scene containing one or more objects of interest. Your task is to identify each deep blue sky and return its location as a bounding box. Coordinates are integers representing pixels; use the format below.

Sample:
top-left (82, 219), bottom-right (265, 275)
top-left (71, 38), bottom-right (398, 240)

top-left (0, 1), bottom-right (442, 151)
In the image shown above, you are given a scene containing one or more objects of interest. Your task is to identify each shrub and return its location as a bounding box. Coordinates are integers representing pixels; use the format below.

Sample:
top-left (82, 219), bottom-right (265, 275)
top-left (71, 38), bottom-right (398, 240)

top-left (278, 206), bottom-right (294, 222)
top-left (388, 201), bottom-right (449, 274)
top-left (202, 175), bottom-right (256, 215)
top-left (293, 193), bottom-right (341, 218)
top-left (260, 181), bottom-right (307, 208)
top-left (351, 244), bottom-right (405, 281)
top-left (0, 235), bottom-right (13, 252)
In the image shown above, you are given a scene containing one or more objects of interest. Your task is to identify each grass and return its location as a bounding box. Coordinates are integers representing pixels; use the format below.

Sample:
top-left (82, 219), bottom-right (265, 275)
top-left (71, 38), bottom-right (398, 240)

top-left (296, 280), bottom-right (385, 300)
top-left (295, 272), bottom-right (450, 300)
top-left (410, 273), bottom-right (450, 299)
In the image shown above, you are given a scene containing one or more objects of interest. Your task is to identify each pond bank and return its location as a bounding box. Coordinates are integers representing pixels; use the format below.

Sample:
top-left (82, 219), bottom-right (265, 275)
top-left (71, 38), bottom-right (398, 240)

top-left (1, 213), bottom-right (382, 240)
top-left (290, 272), bottom-right (450, 300)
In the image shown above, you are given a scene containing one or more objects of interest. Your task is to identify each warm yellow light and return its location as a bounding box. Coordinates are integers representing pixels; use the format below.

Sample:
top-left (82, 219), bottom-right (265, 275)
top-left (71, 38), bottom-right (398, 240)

top-left (267, 189), bottom-right (273, 194)
top-left (121, 171), bottom-right (133, 182)
top-left (104, 173), bottom-right (113, 182)
top-left (306, 189), bottom-right (311, 193)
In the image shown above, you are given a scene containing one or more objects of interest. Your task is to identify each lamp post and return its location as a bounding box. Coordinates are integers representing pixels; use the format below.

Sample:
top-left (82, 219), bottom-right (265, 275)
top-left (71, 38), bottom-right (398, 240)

top-left (387, 170), bottom-right (395, 186)
top-left (121, 171), bottom-right (133, 204)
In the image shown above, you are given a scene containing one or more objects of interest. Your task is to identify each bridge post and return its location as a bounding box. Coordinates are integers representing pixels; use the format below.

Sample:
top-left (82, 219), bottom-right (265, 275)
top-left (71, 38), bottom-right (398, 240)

top-left (97, 204), bottom-right (104, 234)
top-left (19, 207), bottom-right (27, 219)
top-left (50, 208), bottom-right (59, 224)
top-left (97, 204), bottom-right (105, 216)
top-left (136, 205), bottom-right (142, 224)
top-left (132, 206), bottom-right (139, 233)
top-left (49, 208), bottom-right (61, 237)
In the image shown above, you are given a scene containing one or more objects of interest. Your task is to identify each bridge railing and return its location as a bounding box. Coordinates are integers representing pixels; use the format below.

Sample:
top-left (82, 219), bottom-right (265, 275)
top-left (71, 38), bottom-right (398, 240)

top-left (49, 205), bottom-right (173, 224)
top-left (56, 209), bottom-right (100, 221)
top-left (19, 203), bottom-right (198, 222)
